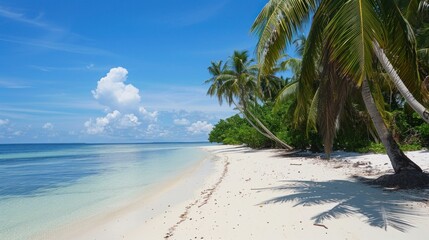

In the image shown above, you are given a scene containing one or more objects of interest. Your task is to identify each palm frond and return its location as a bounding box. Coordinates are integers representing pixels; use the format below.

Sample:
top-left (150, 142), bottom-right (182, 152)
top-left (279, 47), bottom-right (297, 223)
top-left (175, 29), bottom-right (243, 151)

top-left (306, 87), bottom-right (319, 135)
top-left (405, 0), bottom-right (421, 26)
top-left (418, 48), bottom-right (429, 64)
top-left (324, 0), bottom-right (383, 86)
top-left (419, 0), bottom-right (429, 19)
top-left (274, 80), bottom-right (298, 110)
top-left (317, 46), bottom-right (352, 157)
top-left (279, 57), bottom-right (302, 73)
top-left (293, 34), bottom-right (307, 57)
top-left (378, 1), bottom-right (422, 99)
top-left (293, 0), bottom-right (330, 126)
top-left (251, 0), bottom-right (319, 74)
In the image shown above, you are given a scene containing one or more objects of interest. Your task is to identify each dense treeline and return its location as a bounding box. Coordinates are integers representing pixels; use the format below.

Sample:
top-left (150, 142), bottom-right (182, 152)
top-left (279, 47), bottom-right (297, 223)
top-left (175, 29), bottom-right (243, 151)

top-left (209, 100), bottom-right (429, 153)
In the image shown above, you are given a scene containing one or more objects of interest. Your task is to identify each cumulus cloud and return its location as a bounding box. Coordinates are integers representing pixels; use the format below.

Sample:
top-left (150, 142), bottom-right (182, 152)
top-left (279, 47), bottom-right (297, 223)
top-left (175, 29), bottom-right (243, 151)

top-left (145, 124), bottom-right (169, 137)
top-left (174, 118), bottom-right (190, 126)
top-left (119, 114), bottom-right (141, 128)
top-left (139, 107), bottom-right (158, 122)
top-left (84, 110), bottom-right (121, 134)
top-left (187, 121), bottom-right (213, 135)
top-left (85, 67), bottom-right (158, 135)
top-left (0, 119), bottom-right (9, 126)
top-left (42, 122), bottom-right (54, 130)
top-left (92, 67), bottom-right (141, 110)
top-left (84, 110), bottom-right (141, 135)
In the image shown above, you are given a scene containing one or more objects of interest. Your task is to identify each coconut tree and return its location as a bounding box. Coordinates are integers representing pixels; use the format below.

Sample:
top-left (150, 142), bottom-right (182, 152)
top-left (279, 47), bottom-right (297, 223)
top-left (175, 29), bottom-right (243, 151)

top-left (252, 0), bottom-right (429, 176)
top-left (205, 50), bottom-right (293, 150)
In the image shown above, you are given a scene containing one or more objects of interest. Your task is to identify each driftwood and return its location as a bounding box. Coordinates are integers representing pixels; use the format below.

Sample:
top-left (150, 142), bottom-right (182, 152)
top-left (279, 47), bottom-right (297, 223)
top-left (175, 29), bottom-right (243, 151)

top-left (313, 223), bottom-right (328, 229)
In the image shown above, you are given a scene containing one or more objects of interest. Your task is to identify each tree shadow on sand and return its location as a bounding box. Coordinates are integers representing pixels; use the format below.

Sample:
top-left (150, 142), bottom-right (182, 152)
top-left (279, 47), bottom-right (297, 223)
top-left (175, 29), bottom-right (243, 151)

top-left (259, 180), bottom-right (429, 232)
top-left (212, 145), bottom-right (259, 154)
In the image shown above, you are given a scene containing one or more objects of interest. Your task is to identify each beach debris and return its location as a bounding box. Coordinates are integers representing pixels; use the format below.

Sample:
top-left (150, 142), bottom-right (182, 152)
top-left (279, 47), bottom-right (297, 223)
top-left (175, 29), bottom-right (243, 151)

top-left (313, 223), bottom-right (328, 229)
top-left (165, 157), bottom-right (230, 239)
top-left (352, 161), bottom-right (369, 167)
top-left (290, 163), bottom-right (302, 166)
top-left (198, 160), bottom-right (230, 208)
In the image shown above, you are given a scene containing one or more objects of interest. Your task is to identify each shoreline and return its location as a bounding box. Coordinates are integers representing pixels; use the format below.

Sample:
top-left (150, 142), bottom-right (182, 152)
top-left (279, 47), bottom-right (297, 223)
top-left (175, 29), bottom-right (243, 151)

top-left (37, 146), bottom-right (429, 239)
top-left (35, 147), bottom-right (223, 240)
top-left (166, 146), bottom-right (429, 239)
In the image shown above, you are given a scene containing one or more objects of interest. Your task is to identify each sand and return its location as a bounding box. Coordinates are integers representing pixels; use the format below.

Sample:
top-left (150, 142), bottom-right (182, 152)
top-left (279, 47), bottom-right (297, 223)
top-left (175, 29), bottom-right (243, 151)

top-left (44, 145), bottom-right (429, 240)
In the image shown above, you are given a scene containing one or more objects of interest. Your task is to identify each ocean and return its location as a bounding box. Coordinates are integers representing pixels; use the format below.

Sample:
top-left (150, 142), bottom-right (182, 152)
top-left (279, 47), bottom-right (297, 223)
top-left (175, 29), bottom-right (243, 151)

top-left (0, 143), bottom-right (212, 240)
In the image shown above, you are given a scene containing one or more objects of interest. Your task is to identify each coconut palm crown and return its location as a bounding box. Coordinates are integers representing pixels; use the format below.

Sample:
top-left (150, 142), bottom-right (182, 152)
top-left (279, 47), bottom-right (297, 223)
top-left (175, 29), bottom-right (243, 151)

top-left (252, 0), bottom-right (429, 174)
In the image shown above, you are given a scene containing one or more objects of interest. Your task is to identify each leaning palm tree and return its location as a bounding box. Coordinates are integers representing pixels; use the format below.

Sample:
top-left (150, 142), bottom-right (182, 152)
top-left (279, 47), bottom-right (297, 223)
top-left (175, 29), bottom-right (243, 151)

top-left (252, 0), bottom-right (429, 177)
top-left (205, 50), bottom-right (293, 150)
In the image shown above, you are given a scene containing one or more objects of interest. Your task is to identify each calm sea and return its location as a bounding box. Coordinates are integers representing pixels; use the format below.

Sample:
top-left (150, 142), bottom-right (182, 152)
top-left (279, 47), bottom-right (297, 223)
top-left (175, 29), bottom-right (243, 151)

top-left (0, 143), bottom-right (212, 240)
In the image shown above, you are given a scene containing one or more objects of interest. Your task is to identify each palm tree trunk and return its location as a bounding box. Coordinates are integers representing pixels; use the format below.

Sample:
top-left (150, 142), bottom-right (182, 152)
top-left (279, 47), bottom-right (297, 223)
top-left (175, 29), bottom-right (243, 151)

top-left (368, 127), bottom-right (380, 144)
top-left (244, 107), bottom-right (294, 150)
top-left (361, 79), bottom-right (422, 174)
top-left (234, 104), bottom-right (273, 138)
top-left (373, 42), bottom-right (429, 123)
top-left (233, 102), bottom-right (293, 150)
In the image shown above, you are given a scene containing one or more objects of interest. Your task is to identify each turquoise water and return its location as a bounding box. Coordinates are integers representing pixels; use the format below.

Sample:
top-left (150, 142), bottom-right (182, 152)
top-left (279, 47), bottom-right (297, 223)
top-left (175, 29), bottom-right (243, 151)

top-left (0, 143), bottom-right (211, 240)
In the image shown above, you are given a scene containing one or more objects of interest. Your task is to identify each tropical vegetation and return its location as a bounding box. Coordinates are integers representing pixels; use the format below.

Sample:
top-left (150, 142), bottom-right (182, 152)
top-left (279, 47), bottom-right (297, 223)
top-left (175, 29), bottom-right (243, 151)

top-left (206, 0), bottom-right (429, 187)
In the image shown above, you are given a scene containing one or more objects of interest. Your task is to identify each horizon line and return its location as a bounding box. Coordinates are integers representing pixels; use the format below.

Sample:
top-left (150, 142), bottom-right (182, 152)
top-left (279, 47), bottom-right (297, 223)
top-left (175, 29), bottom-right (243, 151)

top-left (0, 141), bottom-right (212, 145)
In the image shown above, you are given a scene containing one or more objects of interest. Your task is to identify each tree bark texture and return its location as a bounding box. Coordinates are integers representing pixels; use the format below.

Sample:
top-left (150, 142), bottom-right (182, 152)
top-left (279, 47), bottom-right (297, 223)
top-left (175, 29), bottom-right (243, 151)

top-left (373, 42), bottom-right (429, 123)
top-left (361, 79), bottom-right (422, 173)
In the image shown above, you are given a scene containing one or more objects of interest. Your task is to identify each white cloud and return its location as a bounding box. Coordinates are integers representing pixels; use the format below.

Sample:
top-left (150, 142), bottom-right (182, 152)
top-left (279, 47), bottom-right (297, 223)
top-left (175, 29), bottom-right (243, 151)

top-left (0, 119), bottom-right (9, 126)
top-left (85, 67), bottom-right (160, 136)
top-left (144, 124), bottom-right (169, 138)
top-left (84, 110), bottom-right (121, 134)
top-left (119, 114), bottom-right (141, 128)
top-left (174, 118), bottom-right (190, 126)
top-left (92, 67), bottom-right (141, 110)
top-left (187, 121), bottom-right (213, 135)
top-left (42, 122), bottom-right (54, 130)
top-left (85, 68), bottom-right (227, 140)
top-left (139, 107), bottom-right (158, 122)
top-left (146, 124), bottom-right (157, 133)
top-left (84, 110), bottom-right (141, 134)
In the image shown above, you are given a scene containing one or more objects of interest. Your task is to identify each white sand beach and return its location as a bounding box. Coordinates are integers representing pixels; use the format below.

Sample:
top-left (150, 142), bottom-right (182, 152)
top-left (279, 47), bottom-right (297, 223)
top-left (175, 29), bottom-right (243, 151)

top-left (45, 145), bottom-right (429, 240)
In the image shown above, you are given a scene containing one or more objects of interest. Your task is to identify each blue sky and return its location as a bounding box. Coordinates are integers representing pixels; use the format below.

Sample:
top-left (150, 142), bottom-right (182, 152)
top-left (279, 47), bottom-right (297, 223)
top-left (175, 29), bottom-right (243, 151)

top-left (0, 0), bottom-right (270, 143)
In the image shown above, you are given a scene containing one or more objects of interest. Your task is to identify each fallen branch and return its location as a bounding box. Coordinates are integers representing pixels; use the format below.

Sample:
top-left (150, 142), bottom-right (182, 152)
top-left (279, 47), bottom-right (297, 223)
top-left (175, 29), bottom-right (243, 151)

top-left (313, 223), bottom-right (328, 229)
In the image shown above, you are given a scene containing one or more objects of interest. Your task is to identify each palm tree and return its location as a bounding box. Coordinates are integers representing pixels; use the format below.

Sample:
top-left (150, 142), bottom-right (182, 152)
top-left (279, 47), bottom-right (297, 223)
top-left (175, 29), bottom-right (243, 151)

top-left (252, 0), bottom-right (429, 174)
top-left (205, 50), bottom-right (293, 150)
top-left (206, 61), bottom-right (228, 106)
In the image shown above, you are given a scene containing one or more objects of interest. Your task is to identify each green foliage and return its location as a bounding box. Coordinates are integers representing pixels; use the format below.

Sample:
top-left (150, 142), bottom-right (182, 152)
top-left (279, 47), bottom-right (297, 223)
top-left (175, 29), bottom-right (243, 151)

top-left (222, 137), bottom-right (241, 145)
top-left (356, 143), bottom-right (386, 154)
top-left (208, 115), bottom-right (246, 144)
top-left (209, 102), bottom-right (428, 152)
top-left (392, 110), bottom-right (429, 147)
top-left (208, 114), bottom-right (271, 148)
top-left (208, 0), bottom-right (429, 154)
top-left (400, 144), bottom-right (423, 152)
top-left (356, 143), bottom-right (424, 154)
top-left (209, 101), bottom-right (321, 150)
top-left (237, 127), bottom-right (269, 148)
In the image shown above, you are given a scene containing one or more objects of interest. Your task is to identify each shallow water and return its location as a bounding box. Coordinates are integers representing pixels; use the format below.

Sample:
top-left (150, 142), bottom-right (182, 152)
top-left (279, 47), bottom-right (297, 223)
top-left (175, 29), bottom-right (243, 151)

top-left (0, 143), bottom-right (211, 240)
